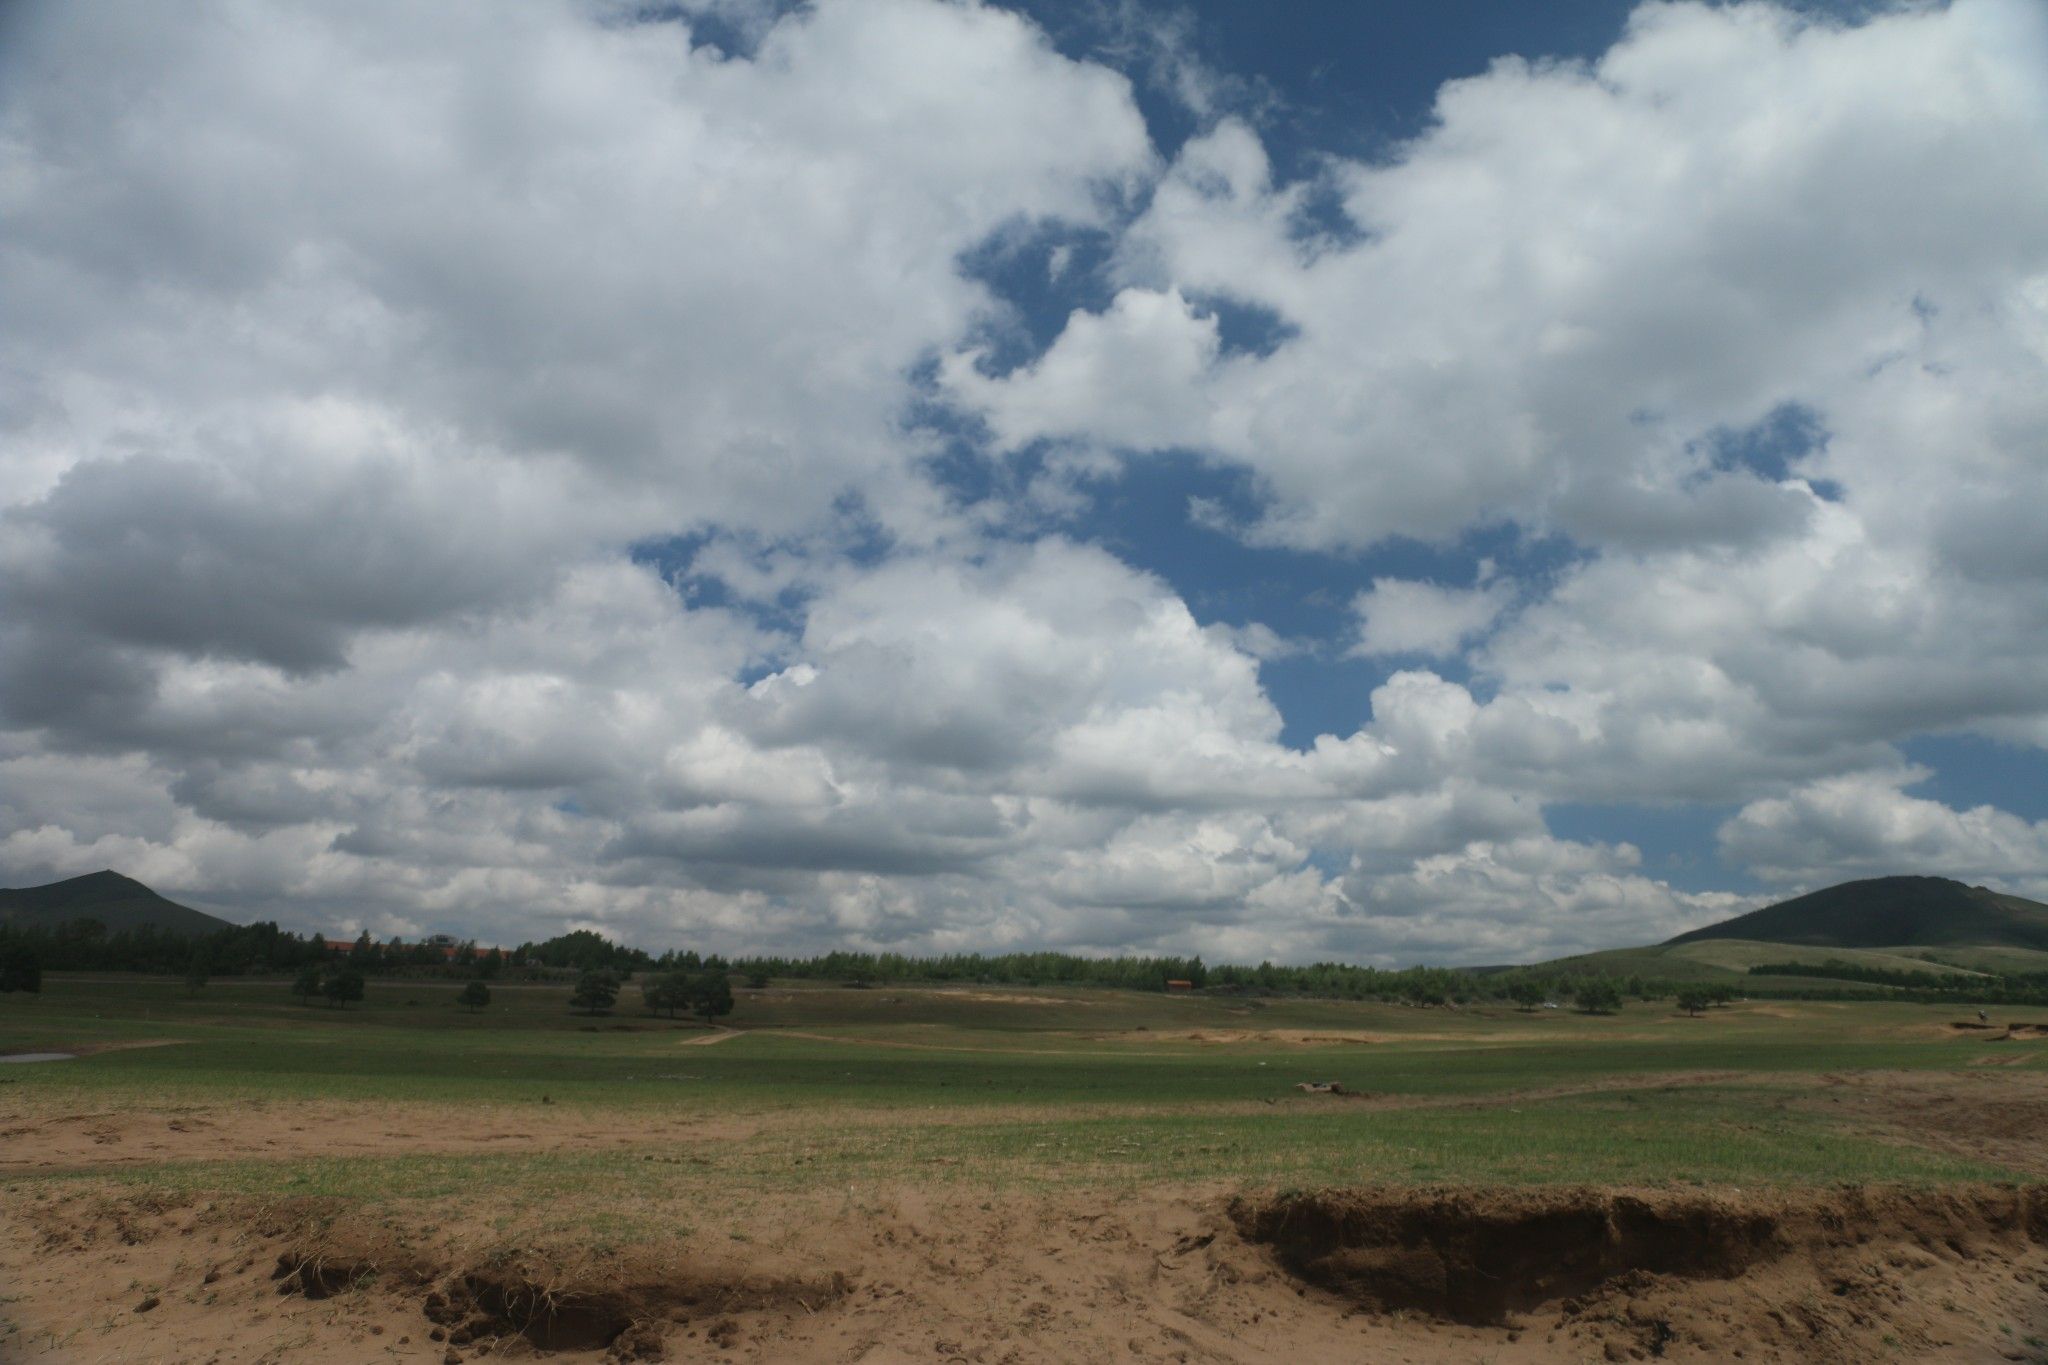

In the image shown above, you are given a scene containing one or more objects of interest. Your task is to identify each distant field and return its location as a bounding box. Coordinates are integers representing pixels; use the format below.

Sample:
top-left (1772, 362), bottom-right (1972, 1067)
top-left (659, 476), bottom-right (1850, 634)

top-left (1891, 943), bottom-right (2048, 975)
top-left (1545, 935), bottom-right (2048, 984)
top-left (3, 973), bottom-right (2039, 1176)
top-left (4, 975), bottom-right (2046, 1362)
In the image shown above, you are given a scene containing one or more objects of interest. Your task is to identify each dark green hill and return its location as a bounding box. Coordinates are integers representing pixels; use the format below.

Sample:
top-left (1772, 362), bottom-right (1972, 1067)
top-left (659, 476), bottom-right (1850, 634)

top-left (1665, 875), bottom-right (2048, 952)
top-left (0, 870), bottom-right (235, 935)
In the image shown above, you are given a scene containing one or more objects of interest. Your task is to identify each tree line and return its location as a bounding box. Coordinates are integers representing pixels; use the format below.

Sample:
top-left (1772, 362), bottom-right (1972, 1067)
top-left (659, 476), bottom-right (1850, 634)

top-left (1748, 959), bottom-right (2048, 1005)
top-left (0, 920), bottom-right (520, 978)
top-left (8, 916), bottom-right (2045, 1010)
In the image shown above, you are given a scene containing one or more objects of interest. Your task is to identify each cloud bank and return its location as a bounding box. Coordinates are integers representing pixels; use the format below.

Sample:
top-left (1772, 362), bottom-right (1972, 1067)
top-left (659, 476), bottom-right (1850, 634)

top-left (3, 0), bottom-right (2045, 960)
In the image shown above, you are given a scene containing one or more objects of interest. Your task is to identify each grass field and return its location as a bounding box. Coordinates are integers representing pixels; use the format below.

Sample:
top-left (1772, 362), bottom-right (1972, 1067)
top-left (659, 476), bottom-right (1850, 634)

top-left (1548, 935), bottom-right (2048, 983)
top-left (5, 975), bottom-right (2046, 1362)
top-left (4, 974), bottom-right (2040, 1186)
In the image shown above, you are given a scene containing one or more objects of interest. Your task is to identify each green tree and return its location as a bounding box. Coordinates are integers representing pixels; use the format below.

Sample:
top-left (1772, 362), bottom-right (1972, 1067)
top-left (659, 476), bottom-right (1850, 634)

top-left (1574, 977), bottom-right (1623, 1015)
top-left (1676, 987), bottom-right (1712, 1017)
top-left (183, 949), bottom-right (210, 997)
top-left (641, 971), bottom-right (688, 1019)
top-left (1507, 979), bottom-right (1547, 1012)
top-left (291, 963), bottom-right (323, 1005)
top-left (688, 969), bottom-right (734, 1025)
top-left (0, 943), bottom-right (41, 994)
top-left (322, 968), bottom-right (365, 1009)
top-left (570, 969), bottom-right (620, 1016)
top-left (457, 980), bottom-right (491, 1013)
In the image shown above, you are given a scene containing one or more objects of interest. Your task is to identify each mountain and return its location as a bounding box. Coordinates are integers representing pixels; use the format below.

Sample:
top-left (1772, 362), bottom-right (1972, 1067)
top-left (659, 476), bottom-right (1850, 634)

top-left (0, 870), bottom-right (236, 936)
top-left (1663, 875), bottom-right (2048, 952)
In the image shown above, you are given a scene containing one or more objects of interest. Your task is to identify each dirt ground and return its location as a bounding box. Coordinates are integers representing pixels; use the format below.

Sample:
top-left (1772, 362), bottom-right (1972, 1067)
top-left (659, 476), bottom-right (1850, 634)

top-left (0, 1099), bottom-right (769, 1174)
top-left (4, 1070), bottom-right (2047, 1363)
top-left (3, 1180), bottom-right (2045, 1364)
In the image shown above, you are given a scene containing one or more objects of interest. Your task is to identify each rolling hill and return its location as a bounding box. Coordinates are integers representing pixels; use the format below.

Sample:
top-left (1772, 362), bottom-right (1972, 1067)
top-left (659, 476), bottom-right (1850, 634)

top-left (1537, 876), bottom-right (2048, 983)
top-left (1664, 875), bottom-right (2048, 952)
top-left (0, 870), bottom-right (236, 935)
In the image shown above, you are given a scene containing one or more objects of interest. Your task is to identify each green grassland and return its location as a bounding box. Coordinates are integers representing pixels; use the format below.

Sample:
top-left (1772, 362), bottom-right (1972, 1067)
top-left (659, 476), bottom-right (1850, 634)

top-left (1542, 936), bottom-right (2048, 982)
top-left (4, 974), bottom-right (2042, 1225)
top-left (1889, 944), bottom-right (2048, 975)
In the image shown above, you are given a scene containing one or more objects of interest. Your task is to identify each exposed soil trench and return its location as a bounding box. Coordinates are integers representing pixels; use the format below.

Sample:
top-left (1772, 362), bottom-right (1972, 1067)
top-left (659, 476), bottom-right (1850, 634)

top-left (1233, 1185), bottom-right (2048, 1330)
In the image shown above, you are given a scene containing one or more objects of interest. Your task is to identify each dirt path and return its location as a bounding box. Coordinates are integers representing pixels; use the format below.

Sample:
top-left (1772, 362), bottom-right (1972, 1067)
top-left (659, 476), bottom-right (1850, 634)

top-left (2, 1038), bottom-right (188, 1058)
top-left (679, 1027), bottom-right (746, 1045)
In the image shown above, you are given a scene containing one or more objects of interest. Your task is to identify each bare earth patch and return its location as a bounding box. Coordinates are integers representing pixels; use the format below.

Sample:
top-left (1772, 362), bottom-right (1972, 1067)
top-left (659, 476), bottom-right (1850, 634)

top-left (2, 1181), bottom-right (2045, 1363)
top-left (1789, 1069), bottom-right (2048, 1181)
top-left (0, 1100), bottom-right (769, 1173)
top-left (5, 1069), bottom-right (2048, 1361)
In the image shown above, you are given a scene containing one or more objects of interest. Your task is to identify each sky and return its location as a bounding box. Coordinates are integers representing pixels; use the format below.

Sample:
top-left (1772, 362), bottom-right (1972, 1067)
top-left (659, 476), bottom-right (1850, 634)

top-left (2, 0), bottom-right (2046, 965)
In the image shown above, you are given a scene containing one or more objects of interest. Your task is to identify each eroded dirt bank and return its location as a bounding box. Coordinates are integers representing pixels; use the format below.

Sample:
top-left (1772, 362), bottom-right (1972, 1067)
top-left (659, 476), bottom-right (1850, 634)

top-left (3, 1183), bottom-right (2045, 1364)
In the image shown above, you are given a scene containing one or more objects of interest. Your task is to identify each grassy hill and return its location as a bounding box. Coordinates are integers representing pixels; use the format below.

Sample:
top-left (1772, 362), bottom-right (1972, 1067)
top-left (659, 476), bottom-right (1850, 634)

top-left (1664, 875), bottom-right (2048, 951)
top-left (1537, 876), bottom-right (2048, 988)
top-left (1538, 937), bottom-right (2029, 984)
top-left (0, 870), bottom-right (235, 936)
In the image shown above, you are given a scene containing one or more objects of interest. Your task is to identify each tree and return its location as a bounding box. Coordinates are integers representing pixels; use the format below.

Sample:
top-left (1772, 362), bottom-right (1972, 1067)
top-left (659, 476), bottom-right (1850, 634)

top-left (570, 969), bottom-right (620, 1016)
top-left (457, 980), bottom-right (491, 1013)
top-left (1574, 977), bottom-right (1623, 1015)
top-left (292, 963), bottom-right (323, 1005)
top-left (688, 969), bottom-right (734, 1025)
top-left (1507, 979), bottom-right (1547, 1012)
top-left (322, 968), bottom-right (365, 1010)
top-left (1676, 987), bottom-right (1712, 1017)
top-left (641, 971), bottom-right (688, 1019)
top-left (0, 943), bottom-right (41, 994)
top-left (183, 949), bottom-right (210, 997)
top-left (532, 930), bottom-right (634, 973)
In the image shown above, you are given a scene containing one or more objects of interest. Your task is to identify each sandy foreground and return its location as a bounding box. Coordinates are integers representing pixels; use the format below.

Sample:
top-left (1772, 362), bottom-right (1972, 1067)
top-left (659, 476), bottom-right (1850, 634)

top-left (3, 1071), bottom-right (2046, 1364)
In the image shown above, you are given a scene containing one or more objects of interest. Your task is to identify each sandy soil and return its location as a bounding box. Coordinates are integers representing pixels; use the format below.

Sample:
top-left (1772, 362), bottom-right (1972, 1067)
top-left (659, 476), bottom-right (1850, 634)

top-left (0, 1099), bottom-right (719, 1173)
top-left (4, 1070), bottom-right (2046, 1363)
top-left (2, 1180), bottom-right (2044, 1364)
